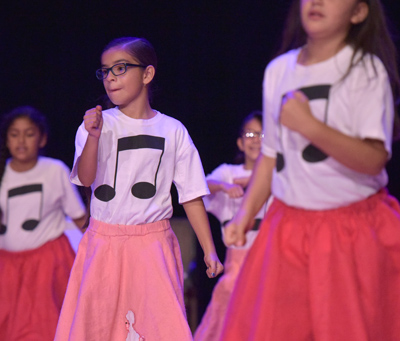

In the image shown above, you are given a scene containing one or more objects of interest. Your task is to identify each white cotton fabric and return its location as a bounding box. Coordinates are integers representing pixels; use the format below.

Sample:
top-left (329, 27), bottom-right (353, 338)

top-left (262, 45), bottom-right (394, 210)
top-left (70, 108), bottom-right (209, 225)
top-left (203, 163), bottom-right (270, 249)
top-left (0, 157), bottom-right (86, 251)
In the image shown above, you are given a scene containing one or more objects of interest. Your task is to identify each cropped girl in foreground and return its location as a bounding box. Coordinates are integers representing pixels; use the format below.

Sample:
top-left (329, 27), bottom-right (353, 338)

top-left (55, 37), bottom-right (223, 341)
top-left (221, 0), bottom-right (400, 340)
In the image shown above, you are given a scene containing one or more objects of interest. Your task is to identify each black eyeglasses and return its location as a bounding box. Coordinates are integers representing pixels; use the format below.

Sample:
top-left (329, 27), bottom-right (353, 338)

top-left (242, 131), bottom-right (264, 139)
top-left (96, 62), bottom-right (146, 80)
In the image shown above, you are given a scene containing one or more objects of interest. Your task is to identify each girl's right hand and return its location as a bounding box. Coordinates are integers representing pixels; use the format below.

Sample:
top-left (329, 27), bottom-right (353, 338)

top-left (222, 182), bottom-right (244, 198)
top-left (84, 105), bottom-right (103, 139)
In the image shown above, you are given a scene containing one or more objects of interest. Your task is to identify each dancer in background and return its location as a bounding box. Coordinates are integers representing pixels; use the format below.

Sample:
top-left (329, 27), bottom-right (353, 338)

top-left (222, 0), bottom-right (400, 339)
top-left (0, 106), bottom-right (86, 340)
top-left (194, 111), bottom-right (270, 341)
top-left (55, 37), bottom-right (223, 341)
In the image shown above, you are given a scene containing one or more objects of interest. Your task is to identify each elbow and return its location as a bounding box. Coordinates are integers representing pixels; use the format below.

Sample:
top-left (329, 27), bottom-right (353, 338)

top-left (363, 157), bottom-right (387, 176)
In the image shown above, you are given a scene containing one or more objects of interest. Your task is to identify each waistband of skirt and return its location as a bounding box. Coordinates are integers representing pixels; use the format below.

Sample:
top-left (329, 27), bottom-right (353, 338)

top-left (0, 233), bottom-right (67, 258)
top-left (273, 188), bottom-right (389, 215)
top-left (88, 217), bottom-right (171, 236)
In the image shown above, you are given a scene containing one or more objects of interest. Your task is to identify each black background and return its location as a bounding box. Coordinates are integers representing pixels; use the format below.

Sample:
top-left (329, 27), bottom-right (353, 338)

top-left (1, 0), bottom-right (400, 214)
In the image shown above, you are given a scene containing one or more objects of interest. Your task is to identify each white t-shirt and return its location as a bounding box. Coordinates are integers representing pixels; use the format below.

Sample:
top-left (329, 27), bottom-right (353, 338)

top-left (203, 163), bottom-right (270, 249)
top-left (0, 157), bottom-right (86, 251)
top-left (70, 108), bottom-right (209, 225)
top-left (262, 45), bottom-right (393, 210)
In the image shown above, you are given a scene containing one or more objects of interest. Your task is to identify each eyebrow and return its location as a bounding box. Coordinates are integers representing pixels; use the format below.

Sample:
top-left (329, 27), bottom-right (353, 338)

top-left (101, 59), bottom-right (131, 68)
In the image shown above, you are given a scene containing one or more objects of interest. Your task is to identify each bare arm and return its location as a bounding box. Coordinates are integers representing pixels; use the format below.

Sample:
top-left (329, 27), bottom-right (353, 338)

top-left (182, 197), bottom-right (224, 278)
top-left (281, 91), bottom-right (388, 175)
top-left (77, 105), bottom-right (103, 186)
top-left (72, 214), bottom-right (88, 233)
top-left (207, 179), bottom-right (244, 198)
top-left (223, 154), bottom-right (275, 247)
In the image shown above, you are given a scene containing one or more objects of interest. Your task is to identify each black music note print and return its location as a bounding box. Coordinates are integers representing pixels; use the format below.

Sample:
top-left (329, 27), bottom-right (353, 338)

top-left (277, 84), bottom-right (331, 172)
top-left (0, 184), bottom-right (43, 234)
top-left (94, 135), bottom-right (165, 202)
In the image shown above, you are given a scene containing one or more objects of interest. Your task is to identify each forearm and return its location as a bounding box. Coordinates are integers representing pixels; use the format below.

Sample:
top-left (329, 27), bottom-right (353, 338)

top-left (303, 119), bottom-right (388, 175)
top-left (234, 154), bottom-right (274, 229)
top-left (77, 135), bottom-right (99, 186)
top-left (207, 180), bottom-right (226, 194)
top-left (182, 197), bottom-right (216, 255)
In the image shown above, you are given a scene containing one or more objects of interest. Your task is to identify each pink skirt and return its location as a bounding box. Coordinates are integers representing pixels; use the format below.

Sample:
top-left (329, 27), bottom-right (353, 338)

top-left (220, 190), bottom-right (400, 341)
top-left (0, 234), bottom-right (75, 341)
top-left (55, 218), bottom-right (193, 341)
top-left (194, 247), bottom-right (249, 341)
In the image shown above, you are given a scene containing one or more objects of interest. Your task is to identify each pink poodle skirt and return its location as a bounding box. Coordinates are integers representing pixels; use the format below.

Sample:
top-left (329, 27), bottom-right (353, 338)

top-left (54, 218), bottom-right (193, 341)
top-left (0, 234), bottom-right (75, 341)
top-left (220, 190), bottom-right (400, 341)
top-left (194, 247), bottom-right (249, 341)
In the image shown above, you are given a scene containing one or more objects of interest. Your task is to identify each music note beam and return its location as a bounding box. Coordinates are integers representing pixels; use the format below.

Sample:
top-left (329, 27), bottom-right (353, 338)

top-left (94, 135), bottom-right (165, 202)
top-left (0, 184), bottom-right (43, 234)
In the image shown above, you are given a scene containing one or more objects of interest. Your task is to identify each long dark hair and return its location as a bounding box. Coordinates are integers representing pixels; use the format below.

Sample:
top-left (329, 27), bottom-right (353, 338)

top-left (278, 0), bottom-right (400, 137)
top-left (0, 106), bottom-right (48, 226)
top-left (234, 111), bottom-right (263, 164)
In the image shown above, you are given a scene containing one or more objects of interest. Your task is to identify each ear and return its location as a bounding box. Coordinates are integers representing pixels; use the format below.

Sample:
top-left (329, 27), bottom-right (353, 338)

top-left (237, 137), bottom-right (244, 152)
top-left (351, 1), bottom-right (369, 25)
top-left (39, 133), bottom-right (47, 148)
top-left (143, 65), bottom-right (155, 85)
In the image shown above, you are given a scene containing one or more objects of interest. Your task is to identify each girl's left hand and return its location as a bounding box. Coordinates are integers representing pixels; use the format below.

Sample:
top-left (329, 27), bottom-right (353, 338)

top-left (204, 252), bottom-right (224, 278)
top-left (280, 91), bottom-right (317, 135)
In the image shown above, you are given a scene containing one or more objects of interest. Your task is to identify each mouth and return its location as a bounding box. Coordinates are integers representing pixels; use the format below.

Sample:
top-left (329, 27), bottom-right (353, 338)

top-left (309, 10), bottom-right (324, 19)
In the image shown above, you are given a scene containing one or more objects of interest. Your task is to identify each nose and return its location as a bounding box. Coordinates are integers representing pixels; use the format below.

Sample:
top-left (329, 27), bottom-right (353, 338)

top-left (104, 70), bottom-right (117, 81)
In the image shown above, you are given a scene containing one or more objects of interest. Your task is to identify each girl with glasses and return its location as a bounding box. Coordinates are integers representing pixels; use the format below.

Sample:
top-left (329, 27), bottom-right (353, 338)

top-left (0, 106), bottom-right (87, 340)
top-left (222, 0), bottom-right (400, 339)
top-left (54, 37), bottom-right (223, 341)
top-left (194, 111), bottom-right (270, 341)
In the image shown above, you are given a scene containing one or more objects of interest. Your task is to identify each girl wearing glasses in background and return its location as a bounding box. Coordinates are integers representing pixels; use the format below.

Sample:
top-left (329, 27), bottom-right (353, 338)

top-left (194, 111), bottom-right (270, 341)
top-left (0, 106), bottom-right (86, 341)
top-left (221, 0), bottom-right (400, 340)
top-left (54, 37), bottom-right (223, 341)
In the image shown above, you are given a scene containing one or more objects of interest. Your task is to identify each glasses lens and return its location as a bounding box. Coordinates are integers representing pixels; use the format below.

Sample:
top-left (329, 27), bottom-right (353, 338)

top-left (243, 132), bottom-right (264, 139)
top-left (96, 68), bottom-right (108, 80)
top-left (111, 63), bottom-right (127, 76)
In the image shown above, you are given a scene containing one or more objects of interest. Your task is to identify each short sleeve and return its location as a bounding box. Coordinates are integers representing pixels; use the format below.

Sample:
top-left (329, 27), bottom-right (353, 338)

top-left (351, 57), bottom-right (394, 155)
top-left (173, 126), bottom-right (209, 203)
top-left (59, 161), bottom-right (86, 220)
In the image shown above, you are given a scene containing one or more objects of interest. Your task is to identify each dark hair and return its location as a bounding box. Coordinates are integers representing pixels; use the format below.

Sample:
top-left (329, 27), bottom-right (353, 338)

top-left (278, 0), bottom-right (400, 137)
top-left (0, 106), bottom-right (48, 225)
top-left (101, 37), bottom-right (158, 103)
top-left (234, 110), bottom-right (263, 164)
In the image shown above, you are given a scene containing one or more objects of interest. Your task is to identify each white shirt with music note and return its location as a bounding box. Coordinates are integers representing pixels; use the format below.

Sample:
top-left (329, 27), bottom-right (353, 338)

top-left (261, 45), bottom-right (392, 210)
top-left (0, 157), bottom-right (86, 251)
top-left (203, 163), bottom-right (269, 249)
top-left (70, 108), bottom-right (209, 225)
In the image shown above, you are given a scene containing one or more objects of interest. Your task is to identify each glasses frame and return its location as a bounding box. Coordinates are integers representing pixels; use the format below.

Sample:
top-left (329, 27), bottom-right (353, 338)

top-left (96, 62), bottom-right (146, 80)
top-left (242, 131), bottom-right (264, 139)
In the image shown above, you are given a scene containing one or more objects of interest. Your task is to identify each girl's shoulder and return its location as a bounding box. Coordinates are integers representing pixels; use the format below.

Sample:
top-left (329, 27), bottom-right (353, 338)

top-left (267, 48), bottom-right (301, 70)
top-left (36, 156), bottom-right (70, 173)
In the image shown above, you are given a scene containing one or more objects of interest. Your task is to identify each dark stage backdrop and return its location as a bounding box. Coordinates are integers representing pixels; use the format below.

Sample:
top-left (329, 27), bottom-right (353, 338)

top-left (1, 1), bottom-right (400, 215)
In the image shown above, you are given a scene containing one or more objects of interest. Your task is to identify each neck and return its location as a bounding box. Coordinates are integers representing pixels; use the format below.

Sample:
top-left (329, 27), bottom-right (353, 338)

top-left (9, 158), bottom-right (38, 172)
top-left (299, 37), bottom-right (347, 65)
top-left (119, 100), bottom-right (155, 119)
top-left (243, 159), bottom-right (256, 170)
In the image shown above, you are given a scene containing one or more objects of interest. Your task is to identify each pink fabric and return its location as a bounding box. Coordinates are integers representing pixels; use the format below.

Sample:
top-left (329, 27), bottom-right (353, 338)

top-left (221, 190), bottom-right (400, 341)
top-left (194, 247), bottom-right (249, 341)
top-left (55, 218), bottom-right (193, 341)
top-left (0, 234), bottom-right (75, 341)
